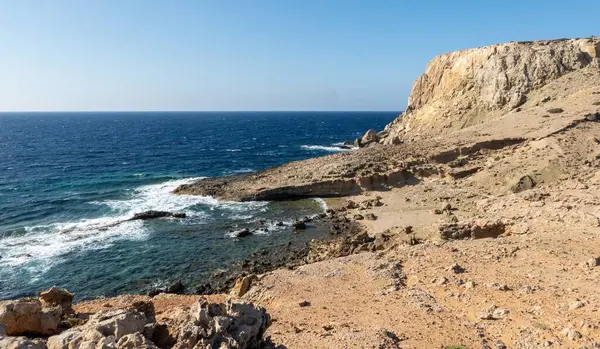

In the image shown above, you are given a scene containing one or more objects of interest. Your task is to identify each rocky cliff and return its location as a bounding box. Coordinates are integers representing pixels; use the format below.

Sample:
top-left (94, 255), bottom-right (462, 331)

top-left (381, 37), bottom-right (600, 142)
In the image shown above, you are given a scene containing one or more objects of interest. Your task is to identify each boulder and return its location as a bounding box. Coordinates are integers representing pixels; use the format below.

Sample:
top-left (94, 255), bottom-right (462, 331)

top-left (233, 228), bottom-right (252, 238)
top-left (229, 275), bottom-right (259, 297)
top-left (353, 138), bottom-right (362, 148)
top-left (508, 175), bottom-right (536, 193)
top-left (117, 333), bottom-right (160, 349)
top-left (383, 136), bottom-right (402, 145)
top-left (292, 220), bottom-right (306, 230)
top-left (178, 298), bottom-right (270, 349)
top-left (0, 299), bottom-right (62, 336)
top-left (129, 210), bottom-right (186, 221)
top-left (365, 213), bottom-right (377, 221)
top-left (0, 336), bottom-right (47, 349)
top-left (438, 220), bottom-right (507, 240)
top-left (360, 129), bottom-right (379, 146)
top-left (38, 286), bottom-right (75, 314)
top-left (166, 281), bottom-right (185, 295)
top-left (47, 309), bottom-right (147, 349)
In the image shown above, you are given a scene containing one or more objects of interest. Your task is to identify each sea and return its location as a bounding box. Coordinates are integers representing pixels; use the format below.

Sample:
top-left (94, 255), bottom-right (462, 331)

top-left (0, 111), bottom-right (397, 300)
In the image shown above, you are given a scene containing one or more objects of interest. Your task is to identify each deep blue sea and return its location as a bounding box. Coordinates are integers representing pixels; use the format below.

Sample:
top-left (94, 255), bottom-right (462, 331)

top-left (0, 111), bottom-right (397, 300)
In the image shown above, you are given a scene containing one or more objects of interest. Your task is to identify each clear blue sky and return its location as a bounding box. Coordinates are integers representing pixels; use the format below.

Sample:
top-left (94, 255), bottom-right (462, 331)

top-left (0, 1), bottom-right (598, 111)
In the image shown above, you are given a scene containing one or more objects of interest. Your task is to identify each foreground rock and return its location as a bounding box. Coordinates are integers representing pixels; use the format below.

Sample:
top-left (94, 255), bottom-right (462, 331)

top-left (0, 292), bottom-right (271, 349)
top-left (173, 298), bottom-right (270, 349)
top-left (38, 287), bottom-right (75, 314)
top-left (47, 308), bottom-right (148, 349)
top-left (0, 299), bottom-right (62, 336)
top-left (0, 336), bottom-right (47, 349)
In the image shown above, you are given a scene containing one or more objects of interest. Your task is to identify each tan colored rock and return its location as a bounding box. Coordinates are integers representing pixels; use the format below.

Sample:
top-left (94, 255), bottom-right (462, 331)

top-left (170, 298), bottom-right (270, 349)
top-left (360, 129), bottom-right (379, 146)
top-left (230, 274), bottom-right (258, 298)
top-left (47, 309), bottom-right (147, 349)
top-left (0, 336), bottom-right (47, 349)
top-left (0, 299), bottom-right (62, 336)
top-left (117, 333), bottom-right (159, 349)
top-left (383, 37), bottom-right (600, 139)
top-left (38, 286), bottom-right (75, 314)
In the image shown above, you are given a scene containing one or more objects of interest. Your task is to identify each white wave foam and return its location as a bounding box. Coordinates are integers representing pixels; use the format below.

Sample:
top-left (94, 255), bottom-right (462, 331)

top-left (301, 145), bottom-right (355, 152)
top-left (226, 168), bottom-right (255, 174)
top-left (0, 177), bottom-right (267, 279)
top-left (312, 198), bottom-right (328, 212)
top-left (0, 218), bottom-right (146, 280)
top-left (225, 149), bottom-right (242, 152)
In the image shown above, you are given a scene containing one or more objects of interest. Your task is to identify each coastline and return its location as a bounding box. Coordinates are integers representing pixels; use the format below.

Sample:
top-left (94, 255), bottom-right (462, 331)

top-left (2, 37), bottom-right (600, 348)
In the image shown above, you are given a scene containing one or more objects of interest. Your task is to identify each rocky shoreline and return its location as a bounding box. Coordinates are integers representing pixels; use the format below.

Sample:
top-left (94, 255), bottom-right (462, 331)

top-left (3, 36), bottom-right (600, 348)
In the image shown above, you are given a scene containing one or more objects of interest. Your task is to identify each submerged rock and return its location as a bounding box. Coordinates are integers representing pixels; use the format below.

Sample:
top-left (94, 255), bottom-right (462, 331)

top-left (129, 210), bottom-right (186, 221)
top-left (233, 228), bottom-right (253, 238)
top-left (292, 220), bottom-right (306, 230)
top-left (166, 281), bottom-right (185, 294)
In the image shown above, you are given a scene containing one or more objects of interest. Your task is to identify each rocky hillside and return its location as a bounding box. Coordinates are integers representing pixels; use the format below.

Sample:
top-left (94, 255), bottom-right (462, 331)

top-left (381, 37), bottom-right (600, 143)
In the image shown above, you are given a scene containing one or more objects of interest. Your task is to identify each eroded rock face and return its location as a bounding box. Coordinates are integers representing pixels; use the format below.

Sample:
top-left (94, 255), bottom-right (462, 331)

top-left (384, 37), bottom-right (600, 139)
top-left (38, 286), bottom-right (75, 314)
top-left (229, 275), bottom-right (258, 298)
top-left (0, 299), bottom-right (62, 336)
top-left (0, 336), bottom-right (47, 349)
top-left (171, 298), bottom-right (270, 349)
top-left (47, 309), bottom-right (147, 349)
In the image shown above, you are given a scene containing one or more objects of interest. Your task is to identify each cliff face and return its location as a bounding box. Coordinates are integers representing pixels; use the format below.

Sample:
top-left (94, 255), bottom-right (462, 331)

top-left (383, 37), bottom-right (600, 141)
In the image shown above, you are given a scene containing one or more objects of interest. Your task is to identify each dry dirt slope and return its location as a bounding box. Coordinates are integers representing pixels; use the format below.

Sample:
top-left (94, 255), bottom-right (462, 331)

top-left (242, 120), bottom-right (600, 349)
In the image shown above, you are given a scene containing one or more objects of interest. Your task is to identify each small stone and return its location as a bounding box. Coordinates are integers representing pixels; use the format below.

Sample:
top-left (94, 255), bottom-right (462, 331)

top-left (234, 228), bottom-right (253, 238)
top-left (547, 107), bottom-right (564, 114)
top-left (569, 300), bottom-right (586, 310)
top-left (434, 276), bottom-right (448, 286)
top-left (585, 112), bottom-right (600, 121)
top-left (562, 327), bottom-right (582, 340)
top-left (487, 283), bottom-right (510, 291)
top-left (353, 214), bottom-right (364, 221)
top-left (441, 201), bottom-right (452, 212)
top-left (322, 324), bottom-right (334, 331)
top-left (463, 280), bottom-right (476, 289)
top-left (448, 263), bottom-right (465, 274)
top-left (292, 220), bottom-right (306, 230)
top-left (365, 213), bottom-right (377, 221)
top-left (299, 300), bottom-right (311, 307)
top-left (478, 305), bottom-right (508, 320)
top-left (583, 257), bottom-right (599, 267)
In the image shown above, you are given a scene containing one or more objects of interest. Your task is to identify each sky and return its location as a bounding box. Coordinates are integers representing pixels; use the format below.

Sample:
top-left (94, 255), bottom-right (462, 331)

top-left (0, 1), bottom-right (598, 112)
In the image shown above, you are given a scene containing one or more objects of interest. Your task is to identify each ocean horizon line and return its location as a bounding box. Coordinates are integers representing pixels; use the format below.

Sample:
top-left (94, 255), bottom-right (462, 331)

top-left (0, 110), bottom-right (402, 113)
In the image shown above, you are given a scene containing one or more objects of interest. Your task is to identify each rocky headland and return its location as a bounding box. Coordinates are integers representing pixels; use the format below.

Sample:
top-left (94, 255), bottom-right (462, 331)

top-left (3, 37), bottom-right (600, 348)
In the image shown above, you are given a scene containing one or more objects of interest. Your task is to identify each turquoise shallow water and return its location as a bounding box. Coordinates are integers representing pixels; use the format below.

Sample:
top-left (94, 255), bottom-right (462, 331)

top-left (0, 111), bottom-right (397, 300)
